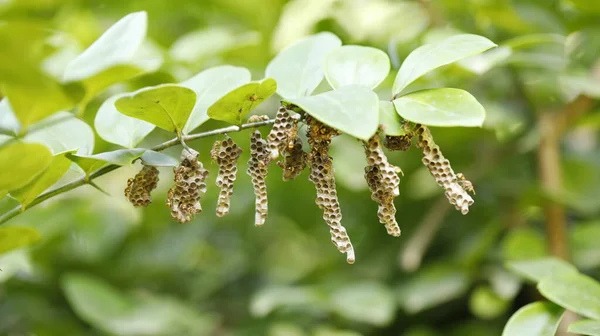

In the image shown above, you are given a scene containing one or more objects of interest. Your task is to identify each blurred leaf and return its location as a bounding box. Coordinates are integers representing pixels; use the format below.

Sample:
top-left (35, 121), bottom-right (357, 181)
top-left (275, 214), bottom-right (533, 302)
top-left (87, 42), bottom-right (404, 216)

top-left (538, 272), bottom-right (600, 320)
top-left (568, 320), bottom-right (600, 336)
top-left (393, 34), bottom-right (497, 96)
top-left (571, 221), bottom-right (600, 270)
top-left (250, 286), bottom-right (322, 317)
top-left (269, 323), bottom-right (306, 336)
top-left (0, 99), bottom-right (20, 136)
top-left (266, 32), bottom-right (341, 99)
top-left (94, 94), bottom-right (155, 148)
top-left (313, 326), bottom-right (362, 336)
top-left (331, 282), bottom-right (395, 326)
top-left (0, 142), bottom-right (52, 193)
top-left (181, 65), bottom-right (252, 133)
top-left (24, 112), bottom-right (94, 155)
top-left (469, 286), bottom-right (510, 320)
top-left (115, 84), bottom-right (197, 133)
top-left (285, 85), bottom-right (379, 140)
top-left (207, 78), bottom-right (276, 125)
top-left (502, 227), bottom-right (548, 261)
top-left (506, 257), bottom-right (577, 283)
top-left (568, 0), bottom-right (600, 13)
top-left (393, 88), bottom-right (486, 127)
top-left (170, 27), bottom-right (260, 63)
top-left (271, 0), bottom-right (335, 51)
top-left (559, 73), bottom-right (600, 101)
top-left (0, 226), bottom-right (41, 255)
top-left (324, 46), bottom-right (390, 89)
top-left (140, 150), bottom-right (178, 167)
top-left (458, 47), bottom-right (512, 74)
top-left (67, 149), bottom-right (146, 177)
top-left (502, 302), bottom-right (563, 336)
top-left (63, 11), bottom-right (147, 82)
top-left (378, 100), bottom-right (408, 136)
top-left (11, 152), bottom-right (73, 208)
top-left (398, 264), bottom-right (470, 314)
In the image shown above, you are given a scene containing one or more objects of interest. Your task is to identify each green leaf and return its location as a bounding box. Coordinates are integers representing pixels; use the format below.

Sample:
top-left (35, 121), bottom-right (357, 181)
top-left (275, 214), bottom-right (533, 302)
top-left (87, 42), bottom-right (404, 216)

top-left (392, 88), bottom-right (485, 127)
top-left (324, 45), bottom-right (390, 89)
top-left (0, 99), bottom-right (21, 135)
top-left (331, 282), bottom-right (395, 326)
top-left (207, 78), bottom-right (276, 125)
top-left (502, 302), bottom-right (564, 336)
top-left (181, 66), bottom-right (252, 133)
top-left (266, 32), bottom-right (341, 99)
top-left (170, 27), bottom-right (260, 63)
top-left (95, 93), bottom-right (156, 148)
top-left (284, 85), bottom-right (379, 140)
top-left (0, 142), bottom-right (52, 192)
top-left (378, 100), bottom-right (407, 136)
top-left (63, 11), bottom-right (148, 82)
top-left (24, 112), bottom-right (94, 155)
top-left (506, 257), bottom-right (578, 283)
top-left (568, 319), bottom-right (600, 336)
top-left (67, 149), bottom-right (146, 177)
top-left (250, 286), bottom-right (322, 317)
top-left (502, 227), bottom-right (548, 261)
top-left (0, 226), bottom-right (42, 255)
top-left (469, 286), bottom-right (510, 320)
top-left (140, 150), bottom-right (178, 167)
top-left (571, 221), bottom-right (600, 270)
top-left (392, 34), bottom-right (497, 96)
top-left (538, 272), bottom-right (600, 320)
top-left (11, 152), bottom-right (74, 208)
top-left (115, 84), bottom-right (197, 133)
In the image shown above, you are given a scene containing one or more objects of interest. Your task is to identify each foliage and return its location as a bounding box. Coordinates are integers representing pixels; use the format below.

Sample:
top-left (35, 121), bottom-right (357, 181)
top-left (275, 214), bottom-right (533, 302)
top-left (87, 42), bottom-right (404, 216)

top-left (0, 0), bottom-right (599, 335)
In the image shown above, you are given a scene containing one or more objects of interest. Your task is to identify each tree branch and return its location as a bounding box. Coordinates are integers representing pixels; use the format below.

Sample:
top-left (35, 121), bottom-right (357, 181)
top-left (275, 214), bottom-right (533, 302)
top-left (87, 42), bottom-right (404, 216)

top-left (0, 117), bottom-right (279, 225)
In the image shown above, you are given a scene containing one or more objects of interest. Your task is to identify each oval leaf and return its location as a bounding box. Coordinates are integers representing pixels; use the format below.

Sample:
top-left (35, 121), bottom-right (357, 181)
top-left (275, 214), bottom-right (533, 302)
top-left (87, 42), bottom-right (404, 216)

top-left (266, 32), bottom-right (341, 99)
top-left (393, 88), bottom-right (485, 127)
top-left (24, 112), bottom-right (94, 155)
top-left (538, 272), bottom-right (600, 320)
top-left (10, 151), bottom-right (74, 208)
top-left (95, 94), bottom-right (155, 148)
top-left (568, 320), bottom-right (600, 336)
top-left (325, 45), bottom-right (390, 89)
top-left (140, 150), bottom-right (178, 167)
top-left (393, 34), bottom-right (497, 96)
top-left (379, 100), bottom-right (408, 136)
top-left (67, 149), bottom-right (146, 177)
top-left (63, 11), bottom-right (147, 82)
top-left (284, 85), bottom-right (379, 140)
top-left (332, 282), bottom-right (395, 326)
top-left (0, 142), bottom-right (52, 192)
top-left (207, 78), bottom-right (276, 125)
top-left (0, 98), bottom-right (21, 135)
top-left (505, 257), bottom-right (578, 283)
top-left (0, 226), bottom-right (42, 255)
top-left (115, 84), bottom-right (197, 133)
top-left (181, 66), bottom-right (252, 133)
top-left (502, 302), bottom-right (564, 336)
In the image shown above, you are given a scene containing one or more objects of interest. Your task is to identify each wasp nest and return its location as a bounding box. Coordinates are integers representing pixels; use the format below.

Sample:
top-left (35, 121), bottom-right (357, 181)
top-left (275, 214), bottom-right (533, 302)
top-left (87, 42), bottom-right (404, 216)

top-left (166, 148), bottom-right (209, 223)
top-left (124, 165), bottom-right (159, 207)
top-left (416, 125), bottom-right (474, 214)
top-left (211, 136), bottom-right (242, 217)
top-left (364, 134), bottom-right (401, 236)
top-left (278, 136), bottom-right (308, 181)
top-left (384, 134), bottom-right (413, 151)
top-left (247, 130), bottom-right (270, 226)
top-left (267, 106), bottom-right (297, 160)
top-left (306, 115), bottom-right (355, 264)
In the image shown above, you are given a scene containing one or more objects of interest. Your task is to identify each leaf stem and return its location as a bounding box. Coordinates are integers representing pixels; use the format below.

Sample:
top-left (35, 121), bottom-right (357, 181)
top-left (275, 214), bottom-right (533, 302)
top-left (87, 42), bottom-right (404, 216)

top-left (0, 117), bottom-right (282, 225)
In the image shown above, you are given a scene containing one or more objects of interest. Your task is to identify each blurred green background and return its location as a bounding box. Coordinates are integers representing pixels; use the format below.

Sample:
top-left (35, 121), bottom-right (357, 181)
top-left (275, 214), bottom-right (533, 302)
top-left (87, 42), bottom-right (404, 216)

top-left (1, 0), bottom-right (600, 335)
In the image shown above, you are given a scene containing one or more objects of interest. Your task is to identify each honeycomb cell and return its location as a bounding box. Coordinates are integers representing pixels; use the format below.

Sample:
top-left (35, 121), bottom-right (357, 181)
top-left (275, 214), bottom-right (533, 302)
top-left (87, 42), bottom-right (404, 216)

top-left (211, 136), bottom-right (242, 217)
top-left (124, 165), bottom-right (159, 207)
top-left (278, 136), bottom-right (308, 181)
top-left (267, 106), bottom-right (297, 160)
top-left (166, 148), bottom-right (209, 223)
top-left (247, 130), bottom-right (270, 226)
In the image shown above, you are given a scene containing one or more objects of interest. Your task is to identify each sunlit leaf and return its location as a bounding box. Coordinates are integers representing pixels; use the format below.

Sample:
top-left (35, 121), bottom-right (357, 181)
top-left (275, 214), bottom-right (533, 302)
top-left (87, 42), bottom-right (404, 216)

top-left (378, 100), bottom-right (407, 136)
top-left (506, 257), bottom-right (578, 283)
top-left (207, 78), bottom-right (276, 125)
top-left (170, 27), bottom-right (260, 63)
top-left (331, 282), bottom-right (395, 326)
top-left (250, 286), bottom-right (321, 317)
top-left (502, 302), bottom-right (563, 336)
top-left (0, 142), bottom-right (52, 192)
top-left (266, 32), bottom-right (341, 99)
top-left (0, 226), bottom-right (42, 255)
top-left (0, 99), bottom-right (21, 136)
top-left (392, 88), bottom-right (485, 127)
top-left (67, 149), bottom-right (146, 177)
top-left (24, 112), bottom-right (94, 155)
top-left (502, 227), bottom-right (548, 261)
top-left (324, 45), bottom-right (390, 89)
top-left (95, 94), bottom-right (155, 148)
top-left (181, 66), bottom-right (252, 133)
top-left (568, 319), bottom-right (600, 336)
top-left (469, 286), bottom-right (510, 320)
top-left (140, 150), bottom-right (179, 167)
top-left (393, 34), bottom-right (497, 96)
top-left (538, 272), bottom-right (600, 320)
top-left (11, 152), bottom-right (74, 208)
top-left (284, 85), bottom-right (379, 140)
top-left (115, 84), bottom-right (197, 133)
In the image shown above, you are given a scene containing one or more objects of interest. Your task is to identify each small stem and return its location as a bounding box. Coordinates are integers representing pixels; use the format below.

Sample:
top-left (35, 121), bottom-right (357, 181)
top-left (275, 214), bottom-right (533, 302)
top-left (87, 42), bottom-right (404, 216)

top-left (0, 117), bottom-right (281, 225)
